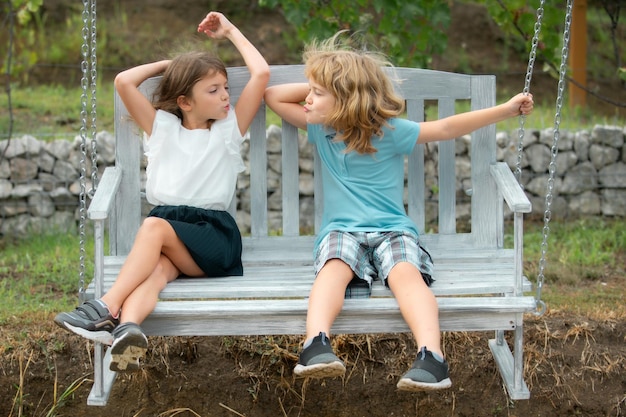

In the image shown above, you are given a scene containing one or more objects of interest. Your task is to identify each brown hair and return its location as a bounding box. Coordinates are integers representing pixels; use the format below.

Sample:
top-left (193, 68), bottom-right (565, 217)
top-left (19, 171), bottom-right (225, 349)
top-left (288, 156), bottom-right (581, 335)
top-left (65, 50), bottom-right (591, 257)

top-left (304, 33), bottom-right (405, 154)
top-left (153, 51), bottom-right (227, 121)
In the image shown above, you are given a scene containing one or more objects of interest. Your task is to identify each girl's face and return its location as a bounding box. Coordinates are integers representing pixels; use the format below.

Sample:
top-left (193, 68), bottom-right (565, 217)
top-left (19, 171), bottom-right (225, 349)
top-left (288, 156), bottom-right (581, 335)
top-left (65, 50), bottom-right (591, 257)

top-left (182, 72), bottom-right (230, 128)
top-left (303, 79), bottom-right (336, 125)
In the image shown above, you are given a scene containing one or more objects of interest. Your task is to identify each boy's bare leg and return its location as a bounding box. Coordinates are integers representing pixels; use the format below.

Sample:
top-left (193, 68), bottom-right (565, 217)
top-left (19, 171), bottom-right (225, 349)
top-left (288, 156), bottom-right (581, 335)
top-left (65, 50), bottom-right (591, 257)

top-left (387, 262), bottom-right (442, 357)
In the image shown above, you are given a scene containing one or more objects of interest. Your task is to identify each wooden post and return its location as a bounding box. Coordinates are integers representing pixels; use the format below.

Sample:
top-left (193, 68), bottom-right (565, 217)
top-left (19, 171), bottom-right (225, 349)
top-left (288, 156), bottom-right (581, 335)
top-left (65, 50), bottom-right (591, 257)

top-left (569, 0), bottom-right (588, 108)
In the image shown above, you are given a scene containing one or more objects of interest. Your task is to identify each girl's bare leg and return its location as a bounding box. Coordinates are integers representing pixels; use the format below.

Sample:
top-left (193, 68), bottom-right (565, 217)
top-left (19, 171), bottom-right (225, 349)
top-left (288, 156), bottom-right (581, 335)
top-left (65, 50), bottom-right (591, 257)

top-left (117, 254), bottom-right (179, 324)
top-left (101, 217), bottom-right (204, 316)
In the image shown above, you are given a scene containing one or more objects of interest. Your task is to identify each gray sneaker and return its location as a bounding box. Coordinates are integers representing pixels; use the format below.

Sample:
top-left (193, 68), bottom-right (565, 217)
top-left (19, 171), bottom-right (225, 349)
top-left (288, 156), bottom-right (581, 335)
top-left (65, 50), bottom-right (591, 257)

top-left (54, 299), bottom-right (118, 345)
top-left (294, 332), bottom-right (346, 378)
top-left (397, 346), bottom-right (452, 391)
top-left (109, 322), bottom-right (148, 372)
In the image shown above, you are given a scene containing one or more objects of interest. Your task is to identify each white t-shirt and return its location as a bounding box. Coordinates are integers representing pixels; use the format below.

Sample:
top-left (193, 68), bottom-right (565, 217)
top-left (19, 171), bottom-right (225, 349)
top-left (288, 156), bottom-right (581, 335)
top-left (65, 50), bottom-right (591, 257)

top-left (143, 109), bottom-right (245, 210)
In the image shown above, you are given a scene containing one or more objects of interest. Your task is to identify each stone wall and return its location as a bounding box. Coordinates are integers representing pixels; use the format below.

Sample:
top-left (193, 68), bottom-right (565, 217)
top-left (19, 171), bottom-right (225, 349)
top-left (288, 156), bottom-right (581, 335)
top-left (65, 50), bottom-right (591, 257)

top-left (1, 124), bottom-right (624, 238)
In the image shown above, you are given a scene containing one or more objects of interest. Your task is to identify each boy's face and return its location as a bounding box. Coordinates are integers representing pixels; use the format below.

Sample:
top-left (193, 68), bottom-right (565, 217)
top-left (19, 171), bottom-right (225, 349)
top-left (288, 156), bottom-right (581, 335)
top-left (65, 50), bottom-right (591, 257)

top-left (303, 79), bottom-right (336, 125)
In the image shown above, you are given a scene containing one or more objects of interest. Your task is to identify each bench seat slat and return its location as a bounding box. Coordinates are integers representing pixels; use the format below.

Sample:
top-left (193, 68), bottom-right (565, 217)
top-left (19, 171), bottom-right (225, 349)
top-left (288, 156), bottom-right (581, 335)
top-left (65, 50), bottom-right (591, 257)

top-left (92, 273), bottom-right (532, 298)
top-left (88, 251), bottom-right (531, 300)
top-left (99, 242), bottom-right (520, 263)
top-left (140, 296), bottom-right (536, 336)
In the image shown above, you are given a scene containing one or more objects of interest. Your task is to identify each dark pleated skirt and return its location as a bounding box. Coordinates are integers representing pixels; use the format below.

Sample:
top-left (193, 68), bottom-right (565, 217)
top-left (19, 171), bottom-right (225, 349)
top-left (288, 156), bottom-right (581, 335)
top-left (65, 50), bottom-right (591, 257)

top-left (148, 205), bottom-right (243, 276)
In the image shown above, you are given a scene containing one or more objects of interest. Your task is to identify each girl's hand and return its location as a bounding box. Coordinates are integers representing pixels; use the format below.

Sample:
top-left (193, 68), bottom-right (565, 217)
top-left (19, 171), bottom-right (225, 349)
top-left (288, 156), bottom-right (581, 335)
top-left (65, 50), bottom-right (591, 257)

top-left (197, 12), bottom-right (234, 40)
top-left (508, 93), bottom-right (534, 116)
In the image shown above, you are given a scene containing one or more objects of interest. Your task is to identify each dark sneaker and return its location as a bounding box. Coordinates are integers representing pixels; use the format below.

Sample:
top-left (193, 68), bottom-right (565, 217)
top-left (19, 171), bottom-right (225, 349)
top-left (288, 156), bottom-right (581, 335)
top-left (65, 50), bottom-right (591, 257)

top-left (109, 322), bottom-right (148, 372)
top-left (293, 332), bottom-right (346, 378)
top-left (397, 346), bottom-right (452, 391)
top-left (54, 299), bottom-right (118, 345)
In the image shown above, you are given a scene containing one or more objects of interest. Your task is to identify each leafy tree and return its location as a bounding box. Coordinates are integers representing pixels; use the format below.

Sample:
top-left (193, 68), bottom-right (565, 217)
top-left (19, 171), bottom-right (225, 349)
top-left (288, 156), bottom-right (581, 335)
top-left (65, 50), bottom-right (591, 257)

top-left (2, 0), bottom-right (44, 81)
top-left (473, 0), bottom-right (565, 68)
top-left (2, 0), bottom-right (43, 144)
top-left (259, 0), bottom-right (451, 68)
top-left (475, 0), bottom-right (625, 107)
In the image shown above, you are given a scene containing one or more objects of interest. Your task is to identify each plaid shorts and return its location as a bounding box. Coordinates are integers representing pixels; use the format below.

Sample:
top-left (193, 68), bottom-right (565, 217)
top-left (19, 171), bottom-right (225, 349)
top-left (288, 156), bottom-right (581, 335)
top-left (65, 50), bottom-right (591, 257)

top-left (314, 231), bottom-right (435, 299)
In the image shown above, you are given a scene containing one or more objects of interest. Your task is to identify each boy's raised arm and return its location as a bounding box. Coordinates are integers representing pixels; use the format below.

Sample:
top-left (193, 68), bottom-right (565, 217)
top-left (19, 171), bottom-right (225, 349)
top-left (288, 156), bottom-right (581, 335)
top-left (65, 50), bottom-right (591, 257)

top-left (264, 83), bottom-right (309, 130)
top-left (418, 93), bottom-right (534, 144)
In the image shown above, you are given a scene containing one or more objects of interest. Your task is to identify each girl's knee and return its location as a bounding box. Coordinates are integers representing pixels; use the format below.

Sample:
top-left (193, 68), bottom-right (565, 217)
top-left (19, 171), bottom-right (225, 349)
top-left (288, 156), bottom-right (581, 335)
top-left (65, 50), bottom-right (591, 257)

top-left (137, 217), bottom-right (172, 240)
top-left (140, 216), bottom-right (168, 231)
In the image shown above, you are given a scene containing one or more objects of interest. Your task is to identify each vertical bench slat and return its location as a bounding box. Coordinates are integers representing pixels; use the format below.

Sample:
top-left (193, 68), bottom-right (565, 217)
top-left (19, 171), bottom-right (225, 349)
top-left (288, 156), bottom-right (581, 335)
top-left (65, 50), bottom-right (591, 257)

top-left (249, 105), bottom-right (268, 237)
top-left (406, 99), bottom-right (426, 232)
top-left (281, 122), bottom-right (300, 236)
top-left (437, 98), bottom-right (457, 234)
top-left (112, 90), bottom-right (142, 256)
top-left (469, 75), bottom-right (497, 247)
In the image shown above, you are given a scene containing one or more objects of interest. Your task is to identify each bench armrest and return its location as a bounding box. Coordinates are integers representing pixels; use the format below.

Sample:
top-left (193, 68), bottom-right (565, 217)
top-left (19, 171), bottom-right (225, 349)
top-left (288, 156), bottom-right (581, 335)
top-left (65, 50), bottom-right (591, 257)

top-left (88, 167), bottom-right (122, 220)
top-left (490, 162), bottom-right (532, 213)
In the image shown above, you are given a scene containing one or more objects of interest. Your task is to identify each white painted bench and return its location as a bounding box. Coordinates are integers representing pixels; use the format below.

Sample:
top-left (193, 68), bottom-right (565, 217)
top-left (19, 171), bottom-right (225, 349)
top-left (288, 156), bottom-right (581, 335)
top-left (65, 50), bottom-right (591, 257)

top-left (85, 65), bottom-right (535, 406)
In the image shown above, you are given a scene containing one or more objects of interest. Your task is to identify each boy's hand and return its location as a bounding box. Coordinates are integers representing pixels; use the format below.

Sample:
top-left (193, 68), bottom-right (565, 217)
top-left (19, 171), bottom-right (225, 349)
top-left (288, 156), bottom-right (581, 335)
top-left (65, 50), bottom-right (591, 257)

top-left (509, 93), bottom-right (534, 116)
top-left (197, 12), bottom-right (234, 39)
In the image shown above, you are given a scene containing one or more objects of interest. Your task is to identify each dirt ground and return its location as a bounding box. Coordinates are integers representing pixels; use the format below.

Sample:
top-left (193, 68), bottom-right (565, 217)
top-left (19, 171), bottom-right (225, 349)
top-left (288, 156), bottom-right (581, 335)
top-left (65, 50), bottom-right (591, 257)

top-left (1, 309), bottom-right (625, 417)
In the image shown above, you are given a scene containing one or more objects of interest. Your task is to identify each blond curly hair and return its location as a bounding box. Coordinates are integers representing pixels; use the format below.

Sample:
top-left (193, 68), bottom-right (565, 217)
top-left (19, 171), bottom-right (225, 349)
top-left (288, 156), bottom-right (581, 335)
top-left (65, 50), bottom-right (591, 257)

top-left (303, 32), bottom-right (405, 154)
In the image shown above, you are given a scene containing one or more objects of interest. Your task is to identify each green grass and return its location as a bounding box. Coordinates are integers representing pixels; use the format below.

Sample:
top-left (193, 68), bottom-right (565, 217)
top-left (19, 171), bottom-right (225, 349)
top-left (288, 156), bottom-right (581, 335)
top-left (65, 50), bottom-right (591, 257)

top-left (0, 218), bottom-right (623, 323)
top-left (522, 217), bottom-right (626, 282)
top-left (517, 217), bottom-right (626, 316)
top-left (2, 83), bottom-right (115, 139)
top-left (3, 83), bottom-right (623, 142)
top-left (0, 232), bottom-right (93, 323)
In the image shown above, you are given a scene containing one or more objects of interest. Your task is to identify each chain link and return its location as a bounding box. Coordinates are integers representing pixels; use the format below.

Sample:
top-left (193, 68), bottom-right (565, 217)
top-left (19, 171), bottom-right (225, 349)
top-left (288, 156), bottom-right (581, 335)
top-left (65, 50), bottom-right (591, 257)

top-left (515, 1), bottom-right (544, 183)
top-left (534, 0), bottom-right (574, 316)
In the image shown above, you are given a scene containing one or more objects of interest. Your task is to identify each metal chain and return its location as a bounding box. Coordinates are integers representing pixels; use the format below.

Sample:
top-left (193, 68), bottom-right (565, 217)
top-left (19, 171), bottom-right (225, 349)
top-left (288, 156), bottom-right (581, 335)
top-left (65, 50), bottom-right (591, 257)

top-left (515, 0), bottom-right (545, 183)
top-left (89, 0), bottom-right (99, 197)
top-left (534, 0), bottom-right (574, 315)
top-left (78, 0), bottom-right (96, 301)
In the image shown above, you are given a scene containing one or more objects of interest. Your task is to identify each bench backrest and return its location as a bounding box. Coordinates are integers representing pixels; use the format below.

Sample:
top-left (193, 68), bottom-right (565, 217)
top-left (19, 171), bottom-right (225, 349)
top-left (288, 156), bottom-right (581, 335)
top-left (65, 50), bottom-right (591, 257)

top-left (109, 65), bottom-right (498, 256)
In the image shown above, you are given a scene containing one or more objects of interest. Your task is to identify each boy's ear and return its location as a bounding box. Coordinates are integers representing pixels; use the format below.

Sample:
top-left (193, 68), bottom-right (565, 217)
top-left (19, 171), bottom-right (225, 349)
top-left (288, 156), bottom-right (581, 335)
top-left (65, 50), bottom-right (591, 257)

top-left (177, 95), bottom-right (192, 111)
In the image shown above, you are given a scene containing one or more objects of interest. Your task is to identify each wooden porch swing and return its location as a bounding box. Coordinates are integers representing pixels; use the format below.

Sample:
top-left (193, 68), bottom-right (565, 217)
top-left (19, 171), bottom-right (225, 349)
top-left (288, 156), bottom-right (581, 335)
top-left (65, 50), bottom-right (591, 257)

top-left (75, 0), bottom-right (572, 406)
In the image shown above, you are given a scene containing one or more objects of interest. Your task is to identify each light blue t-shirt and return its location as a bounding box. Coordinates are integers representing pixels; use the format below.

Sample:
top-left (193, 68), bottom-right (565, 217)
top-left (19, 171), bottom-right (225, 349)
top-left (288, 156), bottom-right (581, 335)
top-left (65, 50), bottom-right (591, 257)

top-left (308, 118), bottom-right (421, 250)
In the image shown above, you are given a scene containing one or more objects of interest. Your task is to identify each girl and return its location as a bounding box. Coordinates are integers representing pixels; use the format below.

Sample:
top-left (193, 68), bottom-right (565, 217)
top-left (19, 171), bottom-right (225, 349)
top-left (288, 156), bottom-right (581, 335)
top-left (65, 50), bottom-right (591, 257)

top-left (264, 34), bottom-right (533, 391)
top-left (55, 12), bottom-right (269, 372)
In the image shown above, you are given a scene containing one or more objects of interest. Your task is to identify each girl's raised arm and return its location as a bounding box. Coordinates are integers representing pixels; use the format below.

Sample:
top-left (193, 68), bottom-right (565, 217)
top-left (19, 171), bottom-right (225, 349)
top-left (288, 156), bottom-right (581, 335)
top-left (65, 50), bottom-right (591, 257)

top-left (264, 83), bottom-right (309, 130)
top-left (114, 60), bottom-right (170, 136)
top-left (198, 12), bottom-right (270, 135)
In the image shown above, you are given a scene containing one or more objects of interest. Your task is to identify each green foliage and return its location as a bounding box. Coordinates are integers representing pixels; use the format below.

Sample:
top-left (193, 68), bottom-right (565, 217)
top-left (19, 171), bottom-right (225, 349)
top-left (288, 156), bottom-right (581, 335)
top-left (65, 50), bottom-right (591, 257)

top-left (2, 0), bottom-right (45, 81)
top-left (11, 0), bottom-right (43, 24)
top-left (619, 67), bottom-right (626, 83)
top-left (473, 0), bottom-right (566, 67)
top-left (259, 0), bottom-right (451, 68)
